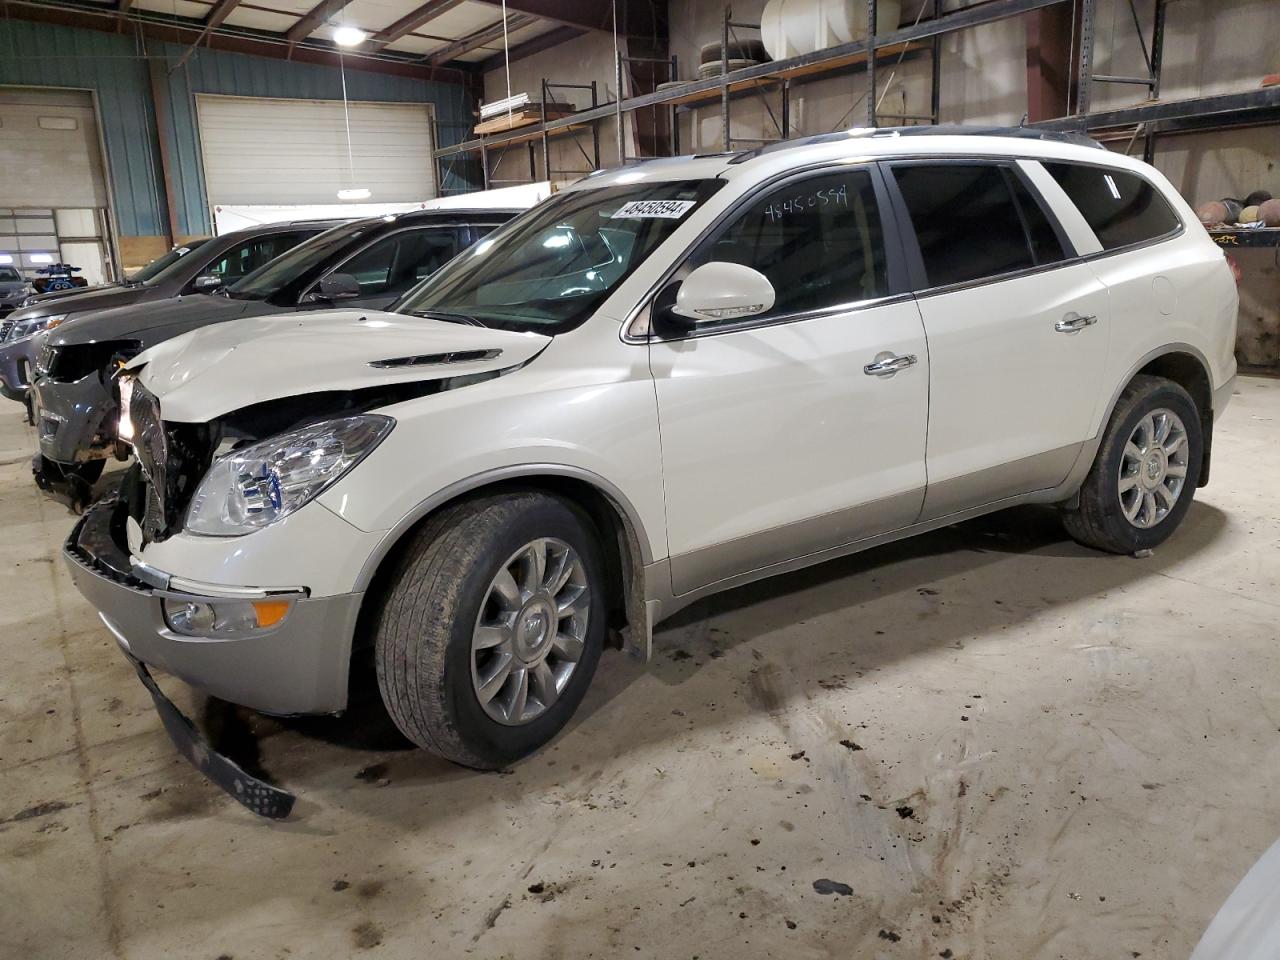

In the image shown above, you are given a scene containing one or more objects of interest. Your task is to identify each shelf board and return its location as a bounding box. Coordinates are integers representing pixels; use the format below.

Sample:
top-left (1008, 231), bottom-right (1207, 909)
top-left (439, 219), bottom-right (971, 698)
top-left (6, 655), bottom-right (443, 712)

top-left (1209, 228), bottom-right (1280, 249)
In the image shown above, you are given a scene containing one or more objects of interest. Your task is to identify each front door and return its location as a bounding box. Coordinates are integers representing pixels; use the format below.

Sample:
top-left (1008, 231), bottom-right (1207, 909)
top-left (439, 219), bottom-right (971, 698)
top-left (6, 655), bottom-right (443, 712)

top-left (886, 160), bottom-right (1111, 519)
top-left (647, 166), bottom-right (930, 596)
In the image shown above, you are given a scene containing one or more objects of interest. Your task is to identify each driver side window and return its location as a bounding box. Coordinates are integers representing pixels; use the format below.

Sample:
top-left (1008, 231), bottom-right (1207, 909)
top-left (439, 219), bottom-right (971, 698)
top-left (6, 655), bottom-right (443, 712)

top-left (687, 168), bottom-right (889, 325)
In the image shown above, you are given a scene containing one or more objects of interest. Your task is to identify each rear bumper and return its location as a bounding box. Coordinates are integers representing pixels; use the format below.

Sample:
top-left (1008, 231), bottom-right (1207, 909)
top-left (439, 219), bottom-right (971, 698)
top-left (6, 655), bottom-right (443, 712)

top-left (64, 499), bottom-right (362, 716)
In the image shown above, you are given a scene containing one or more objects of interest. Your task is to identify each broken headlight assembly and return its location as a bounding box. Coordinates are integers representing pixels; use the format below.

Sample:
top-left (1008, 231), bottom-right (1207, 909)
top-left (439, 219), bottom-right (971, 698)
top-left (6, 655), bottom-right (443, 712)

top-left (185, 415), bottom-right (394, 536)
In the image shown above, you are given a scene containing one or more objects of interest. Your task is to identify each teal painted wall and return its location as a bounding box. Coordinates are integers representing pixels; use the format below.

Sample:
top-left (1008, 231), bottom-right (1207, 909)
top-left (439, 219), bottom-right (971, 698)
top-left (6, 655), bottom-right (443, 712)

top-left (0, 19), bottom-right (477, 238)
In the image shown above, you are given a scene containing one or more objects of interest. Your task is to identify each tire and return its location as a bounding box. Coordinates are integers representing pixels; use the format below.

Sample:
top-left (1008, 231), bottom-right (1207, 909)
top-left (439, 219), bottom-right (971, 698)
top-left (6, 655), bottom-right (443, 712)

top-left (1062, 374), bottom-right (1203, 554)
top-left (699, 39), bottom-right (768, 64)
top-left (374, 491), bottom-right (607, 769)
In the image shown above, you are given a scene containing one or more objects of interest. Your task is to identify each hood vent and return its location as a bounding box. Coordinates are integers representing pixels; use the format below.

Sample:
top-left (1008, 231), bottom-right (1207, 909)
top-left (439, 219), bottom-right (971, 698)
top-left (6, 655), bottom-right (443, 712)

top-left (369, 348), bottom-right (501, 370)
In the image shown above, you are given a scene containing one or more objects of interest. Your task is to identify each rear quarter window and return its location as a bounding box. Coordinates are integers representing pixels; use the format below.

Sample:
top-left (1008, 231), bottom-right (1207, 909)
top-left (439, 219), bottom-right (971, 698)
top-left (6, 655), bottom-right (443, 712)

top-left (1042, 162), bottom-right (1181, 251)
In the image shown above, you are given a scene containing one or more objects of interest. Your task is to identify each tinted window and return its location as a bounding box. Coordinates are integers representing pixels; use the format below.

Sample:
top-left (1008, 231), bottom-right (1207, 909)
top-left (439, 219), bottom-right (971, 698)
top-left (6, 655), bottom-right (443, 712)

top-left (227, 219), bottom-right (380, 301)
top-left (894, 164), bottom-right (1035, 287)
top-left (336, 228), bottom-right (465, 298)
top-left (126, 237), bottom-right (211, 285)
top-left (1008, 173), bottom-right (1068, 265)
top-left (0, 267), bottom-right (20, 282)
top-left (204, 232), bottom-right (311, 284)
top-left (399, 180), bottom-right (723, 333)
top-left (1043, 162), bottom-right (1181, 250)
top-left (689, 169), bottom-right (888, 322)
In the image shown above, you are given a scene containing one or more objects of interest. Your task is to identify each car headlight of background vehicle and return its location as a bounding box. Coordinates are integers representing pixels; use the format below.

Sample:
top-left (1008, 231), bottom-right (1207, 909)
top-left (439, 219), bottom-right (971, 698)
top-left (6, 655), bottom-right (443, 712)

top-left (4, 313), bottom-right (65, 342)
top-left (185, 415), bottom-right (394, 536)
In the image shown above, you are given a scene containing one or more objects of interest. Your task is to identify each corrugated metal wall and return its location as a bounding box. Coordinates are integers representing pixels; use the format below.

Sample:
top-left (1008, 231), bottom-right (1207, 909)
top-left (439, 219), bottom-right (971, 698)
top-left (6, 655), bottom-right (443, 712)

top-left (0, 19), bottom-right (476, 239)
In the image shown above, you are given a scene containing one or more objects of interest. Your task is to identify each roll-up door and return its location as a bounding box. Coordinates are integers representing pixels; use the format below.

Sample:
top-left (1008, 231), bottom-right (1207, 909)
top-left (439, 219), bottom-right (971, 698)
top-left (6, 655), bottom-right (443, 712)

top-left (195, 94), bottom-right (436, 210)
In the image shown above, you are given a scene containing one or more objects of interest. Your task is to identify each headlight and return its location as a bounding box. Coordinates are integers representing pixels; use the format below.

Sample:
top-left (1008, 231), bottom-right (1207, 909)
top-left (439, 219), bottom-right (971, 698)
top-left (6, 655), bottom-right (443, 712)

top-left (185, 415), bottom-right (394, 536)
top-left (7, 313), bottom-right (66, 342)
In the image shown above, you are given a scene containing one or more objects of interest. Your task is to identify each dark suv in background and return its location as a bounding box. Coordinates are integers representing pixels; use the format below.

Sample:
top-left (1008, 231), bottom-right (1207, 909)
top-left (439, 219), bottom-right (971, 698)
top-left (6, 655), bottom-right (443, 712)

top-left (30, 207), bottom-right (523, 501)
top-left (0, 221), bottom-right (335, 403)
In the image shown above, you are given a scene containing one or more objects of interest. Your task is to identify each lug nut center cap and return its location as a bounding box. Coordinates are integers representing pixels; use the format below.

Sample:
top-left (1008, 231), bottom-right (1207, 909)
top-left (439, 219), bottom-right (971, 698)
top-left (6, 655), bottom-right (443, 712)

top-left (514, 598), bottom-right (556, 661)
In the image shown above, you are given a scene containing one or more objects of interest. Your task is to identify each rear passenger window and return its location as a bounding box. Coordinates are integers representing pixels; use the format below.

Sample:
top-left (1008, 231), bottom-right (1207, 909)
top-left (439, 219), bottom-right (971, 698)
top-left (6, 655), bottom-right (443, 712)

top-left (893, 164), bottom-right (1037, 288)
top-left (689, 168), bottom-right (889, 322)
top-left (1008, 174), bottom-right (1068, 265)
top-left (1042, 162), bottom-right (1181, 250)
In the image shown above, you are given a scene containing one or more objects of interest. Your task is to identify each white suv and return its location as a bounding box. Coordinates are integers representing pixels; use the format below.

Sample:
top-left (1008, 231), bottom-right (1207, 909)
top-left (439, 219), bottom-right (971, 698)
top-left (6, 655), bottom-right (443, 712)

top-left (65, 128), bottom-right (1238, 802)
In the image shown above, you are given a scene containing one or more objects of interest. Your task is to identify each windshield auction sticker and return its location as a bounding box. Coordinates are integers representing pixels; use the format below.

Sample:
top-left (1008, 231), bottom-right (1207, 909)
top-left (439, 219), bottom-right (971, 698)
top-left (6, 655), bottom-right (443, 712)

top-left (610, 199), bottom-right (697, 219)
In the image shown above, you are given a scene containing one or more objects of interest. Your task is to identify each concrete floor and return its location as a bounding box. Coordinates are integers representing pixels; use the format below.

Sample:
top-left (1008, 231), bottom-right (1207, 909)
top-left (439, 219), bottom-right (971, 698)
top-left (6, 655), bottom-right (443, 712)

top-left (2, 377), bottom-right (1278, 960)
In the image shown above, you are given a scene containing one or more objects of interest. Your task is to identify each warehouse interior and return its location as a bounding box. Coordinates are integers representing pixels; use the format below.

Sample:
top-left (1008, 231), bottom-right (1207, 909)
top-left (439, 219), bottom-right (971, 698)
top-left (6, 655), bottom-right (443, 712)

top-left (1, 1), bottom-right (1279, 958)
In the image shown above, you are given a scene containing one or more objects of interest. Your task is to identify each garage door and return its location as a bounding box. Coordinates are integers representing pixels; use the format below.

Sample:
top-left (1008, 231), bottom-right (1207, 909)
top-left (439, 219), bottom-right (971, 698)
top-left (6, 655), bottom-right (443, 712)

top-left (195, 94), bottom-right (436, 209)
top-left (0, 87), bottom-right (113, 284)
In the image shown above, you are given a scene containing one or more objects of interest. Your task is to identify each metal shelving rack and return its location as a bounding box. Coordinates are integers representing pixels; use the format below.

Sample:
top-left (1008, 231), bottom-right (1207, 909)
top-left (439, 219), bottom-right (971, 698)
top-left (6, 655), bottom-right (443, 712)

top-left (432, 0), bottom-right (1280, 190)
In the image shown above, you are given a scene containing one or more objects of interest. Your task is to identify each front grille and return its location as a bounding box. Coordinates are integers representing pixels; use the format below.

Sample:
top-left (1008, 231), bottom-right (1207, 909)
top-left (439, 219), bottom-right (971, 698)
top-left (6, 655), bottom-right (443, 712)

top-left (40, 340), bottom-right (140, 383)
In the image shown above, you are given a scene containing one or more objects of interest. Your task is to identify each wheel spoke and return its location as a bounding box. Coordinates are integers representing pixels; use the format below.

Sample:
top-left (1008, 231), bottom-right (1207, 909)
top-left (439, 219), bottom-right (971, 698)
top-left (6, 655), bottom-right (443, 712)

top-left (1165, 462), bottom-right (1187, 479)
top-left (490, 567), bottom-right (522, 611)
top-left (530, 661), bottom-right (560, 709)
top-left (551, 631), bottom-right (585, 662)
top-left (1123, 441), bottom-right (1144, 464)
top-left (476, 651), bottom-right (514, 704)
top-left (505, 667), bottom-right (529, 722)
top-left (1155, 483), bottom-right (1178, 509)
top-left (1142, 491), bottom-right (1157, 526)
top-left (1137, 415), bottom-right (1155, 452)
top-left (557, 583), bottom-right (589, 618)
top-left (1153, 411), bottom-right (1172, 445)
top-left (519, 541), bottom-right (547, 595)
top-left (1118, 474), bottom-right (1139, 493)
top-left (544, 546), bottom-right (573, 594)
top-left (1164, 433), bottom-right (1185, 457)
top-left (474, 621), bottom-right (511, 651)
top-left (1121, 491), bottom-right (1141, 521)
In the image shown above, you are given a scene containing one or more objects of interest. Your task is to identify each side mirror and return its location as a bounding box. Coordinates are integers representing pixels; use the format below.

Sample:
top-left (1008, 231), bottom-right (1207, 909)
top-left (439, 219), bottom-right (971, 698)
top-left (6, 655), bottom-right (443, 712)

top-left (316, 272), bottom-right (361, 302)
top-left (192, 274), bottom-right (223, 292)
top-left (669, 262), bottom-right (775, 325)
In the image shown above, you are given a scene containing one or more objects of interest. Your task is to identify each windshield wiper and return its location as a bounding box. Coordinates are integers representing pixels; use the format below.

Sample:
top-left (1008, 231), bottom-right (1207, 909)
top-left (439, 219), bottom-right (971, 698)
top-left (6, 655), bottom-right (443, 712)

top-left (407, 310), bottom-right (485, 327)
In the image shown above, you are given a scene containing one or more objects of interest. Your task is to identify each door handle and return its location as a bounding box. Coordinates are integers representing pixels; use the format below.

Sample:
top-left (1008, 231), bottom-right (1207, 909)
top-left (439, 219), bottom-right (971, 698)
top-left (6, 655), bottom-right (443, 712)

top-left (863, 353), bottom-right (918, 377)
top-left (1055, 313), bottom-right (1098, 333)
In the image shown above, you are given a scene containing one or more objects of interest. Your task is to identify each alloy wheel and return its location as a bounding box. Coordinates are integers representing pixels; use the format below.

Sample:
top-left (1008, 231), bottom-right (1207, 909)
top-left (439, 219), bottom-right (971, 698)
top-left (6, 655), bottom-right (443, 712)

top-left (1118, 407), bottom-right (1189, 529)
top-left (471, 538), bottom-right (591, 725)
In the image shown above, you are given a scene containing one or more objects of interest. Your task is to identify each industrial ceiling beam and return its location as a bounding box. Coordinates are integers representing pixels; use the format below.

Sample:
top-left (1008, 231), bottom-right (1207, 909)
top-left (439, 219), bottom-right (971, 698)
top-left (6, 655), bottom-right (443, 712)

top-left (285, 0), bottom-right (357, 43)
top-left (203, 0), bottom-right (242, 30)
top-left (0, 0), bottom-right (473, 84)
top-left (477, 23), bottom-right (583, 72)
top-left (370, 0), bottom-right (466, 46)
top-left (473, 0), bottom-right (665, 38)
top-left (427, 12), bottom-right (535, 66)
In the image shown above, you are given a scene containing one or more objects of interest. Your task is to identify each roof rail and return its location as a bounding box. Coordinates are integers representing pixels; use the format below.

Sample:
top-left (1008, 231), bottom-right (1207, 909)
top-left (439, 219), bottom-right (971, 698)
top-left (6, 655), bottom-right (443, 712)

top-left (728, 124), bottom-right (1105, 164)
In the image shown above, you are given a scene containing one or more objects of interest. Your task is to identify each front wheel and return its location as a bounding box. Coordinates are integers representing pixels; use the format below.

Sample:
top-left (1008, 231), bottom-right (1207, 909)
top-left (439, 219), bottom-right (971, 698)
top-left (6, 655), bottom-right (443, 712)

top-left (1062, 374), bottom-right (1203, 554)
top-left (374, 491), bottom-right (606, 769)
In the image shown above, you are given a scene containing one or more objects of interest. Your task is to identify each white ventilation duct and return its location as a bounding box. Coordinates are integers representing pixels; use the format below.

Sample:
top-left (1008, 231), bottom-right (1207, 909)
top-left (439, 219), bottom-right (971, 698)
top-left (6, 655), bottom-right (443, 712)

top-left (761, 0), bottom-right (902, 60)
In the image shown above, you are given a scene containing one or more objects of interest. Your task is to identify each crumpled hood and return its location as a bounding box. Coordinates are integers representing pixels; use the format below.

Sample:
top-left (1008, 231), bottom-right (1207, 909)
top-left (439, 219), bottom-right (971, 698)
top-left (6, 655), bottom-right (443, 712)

top-left (128, 308), bottom-right (551, 423)
top-left (50, 293), bottom-right (258, 346)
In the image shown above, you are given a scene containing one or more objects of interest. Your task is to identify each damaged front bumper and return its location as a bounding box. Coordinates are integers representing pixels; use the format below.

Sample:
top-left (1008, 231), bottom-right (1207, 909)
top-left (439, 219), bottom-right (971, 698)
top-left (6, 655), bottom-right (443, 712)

top-left (63, 498), bottom-right (365, 816)
top-left (30, 372), bottom-right (116, 465)
top-left (0, 335), bottom-right (36, 403)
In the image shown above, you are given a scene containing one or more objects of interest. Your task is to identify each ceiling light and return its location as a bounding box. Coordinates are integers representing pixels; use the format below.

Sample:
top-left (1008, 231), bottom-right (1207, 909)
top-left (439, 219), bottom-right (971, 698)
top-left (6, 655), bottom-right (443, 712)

top-left (333, 25), bottom-right (367, 47)
top-left (337, 188), bottom-right (372, 201)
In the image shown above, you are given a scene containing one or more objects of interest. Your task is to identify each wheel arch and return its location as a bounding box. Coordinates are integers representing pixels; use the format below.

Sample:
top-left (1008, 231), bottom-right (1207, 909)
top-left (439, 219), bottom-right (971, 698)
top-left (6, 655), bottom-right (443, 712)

top-left (351, 465), bottom-right (656, 660)
top-left (1100, 344), bottom-right (1216, 488)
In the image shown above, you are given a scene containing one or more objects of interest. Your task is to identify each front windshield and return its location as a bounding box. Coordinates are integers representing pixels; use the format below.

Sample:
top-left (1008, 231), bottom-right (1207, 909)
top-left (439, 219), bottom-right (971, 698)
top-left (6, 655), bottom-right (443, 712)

top-left (226, 219), bottom-right (377, 301)
top-left (399, 179), bottom-right (723, 333)
top-left (127, 237), bottom-right (211, 285)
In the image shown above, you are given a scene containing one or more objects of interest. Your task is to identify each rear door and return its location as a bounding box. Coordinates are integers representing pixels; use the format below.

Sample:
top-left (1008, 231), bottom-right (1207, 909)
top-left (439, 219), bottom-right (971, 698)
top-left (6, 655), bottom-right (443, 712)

top-left (885, 160), bottom-right (1111, 520)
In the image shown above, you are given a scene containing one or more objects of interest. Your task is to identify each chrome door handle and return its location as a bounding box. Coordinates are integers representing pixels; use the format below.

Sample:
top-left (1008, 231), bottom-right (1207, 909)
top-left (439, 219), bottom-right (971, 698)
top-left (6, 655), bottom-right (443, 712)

top-left (863, 353), bottom-right (918, 377)
top-left (1055, 313), bottom-right (1098, 333)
